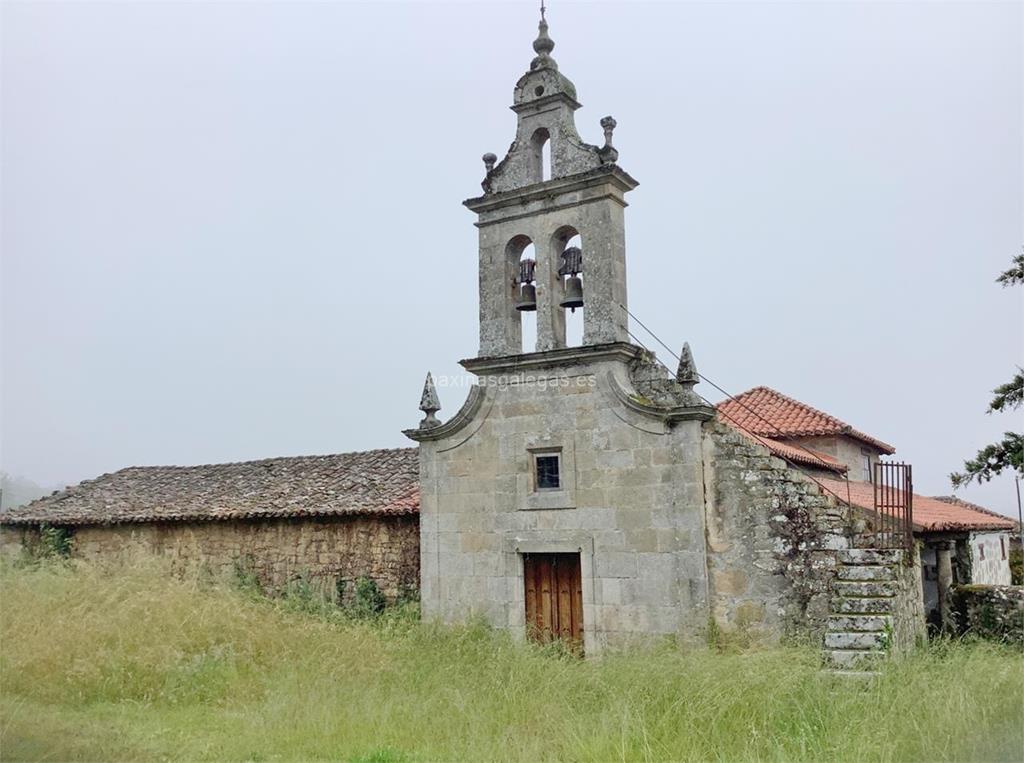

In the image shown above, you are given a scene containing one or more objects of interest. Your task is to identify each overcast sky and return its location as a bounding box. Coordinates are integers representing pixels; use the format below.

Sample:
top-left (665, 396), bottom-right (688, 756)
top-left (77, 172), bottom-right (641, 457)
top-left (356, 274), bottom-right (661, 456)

top-left (1, 1), bottom-right (1021, 517)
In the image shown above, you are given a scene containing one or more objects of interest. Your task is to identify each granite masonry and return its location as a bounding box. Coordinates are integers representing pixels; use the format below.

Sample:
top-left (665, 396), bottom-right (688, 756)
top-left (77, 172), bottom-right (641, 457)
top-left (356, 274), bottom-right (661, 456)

top-left (951, 585), bottom-right (1024, 642)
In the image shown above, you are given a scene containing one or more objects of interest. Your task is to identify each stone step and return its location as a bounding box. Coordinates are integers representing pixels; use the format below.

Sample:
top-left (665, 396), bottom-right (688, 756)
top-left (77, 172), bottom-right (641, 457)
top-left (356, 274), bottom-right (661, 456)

top-left (824, 649), bottom-right (887, 670)
top-left (824, 669), bottom-right (881, 680)
top-left (838, 548), bottom-right (902, 566)
top-left (833, 580), bottom-right (896, 598)
top-left (836, 565), bottom-right (894, 582)
top-left (827, 614), bottom-right (891, 632)
top-left (825, 631), bottom-right (888, 650)
top-left (833, 596), bottom-right (896, 615)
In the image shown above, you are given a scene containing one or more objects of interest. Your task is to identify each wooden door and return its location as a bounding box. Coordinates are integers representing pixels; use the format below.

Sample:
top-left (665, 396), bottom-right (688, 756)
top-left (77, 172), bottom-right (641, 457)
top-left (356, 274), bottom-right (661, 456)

top-left (523, 553), bottom-right (583, 651)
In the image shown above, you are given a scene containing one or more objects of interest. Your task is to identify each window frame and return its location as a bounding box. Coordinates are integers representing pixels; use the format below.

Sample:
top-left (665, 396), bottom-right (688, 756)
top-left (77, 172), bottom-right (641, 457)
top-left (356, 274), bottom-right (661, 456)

top-left (533, 451), bottom-right (562, 491)
top-left (519, 437), bottom-right (576, 511)
top-left (860, 449), bottom-right (872, 482)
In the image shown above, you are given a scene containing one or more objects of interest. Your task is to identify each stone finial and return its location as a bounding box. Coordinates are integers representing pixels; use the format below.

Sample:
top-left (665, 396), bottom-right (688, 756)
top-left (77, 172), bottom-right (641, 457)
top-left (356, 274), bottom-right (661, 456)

top-left (601, 116), bottom-right (617, 145)
top-left (530, 9), bottom-right (558, 71)
top-left (676, 342), bottom-right (699, 386)
top-left (481, 153), bottom-right (497, 192)
top-left (418, 372), bottom-right (441, 429)
top-left (533, 17), bottom-right (555, 57)
top-left (598, 116), bottom-right (619, 164)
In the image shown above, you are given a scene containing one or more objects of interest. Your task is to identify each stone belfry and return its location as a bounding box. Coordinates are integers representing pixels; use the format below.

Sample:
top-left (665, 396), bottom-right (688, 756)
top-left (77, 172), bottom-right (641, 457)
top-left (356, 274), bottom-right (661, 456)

top-left (465, 9), bottom-right (637, 356)
top-left (407, 9), bottom-right (714, 653)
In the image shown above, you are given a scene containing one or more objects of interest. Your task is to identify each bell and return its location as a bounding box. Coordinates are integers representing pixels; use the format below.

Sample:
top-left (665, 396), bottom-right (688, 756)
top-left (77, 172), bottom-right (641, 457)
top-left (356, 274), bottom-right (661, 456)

top-left (516, 282), bottom-right (537, 311)
top-left (560, 276), bottom-right (584, 312)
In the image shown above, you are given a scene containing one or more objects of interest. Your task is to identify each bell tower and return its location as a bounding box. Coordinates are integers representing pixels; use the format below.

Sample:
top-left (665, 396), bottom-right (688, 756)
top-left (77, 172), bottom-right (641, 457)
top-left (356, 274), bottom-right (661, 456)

top-left (465, 9), bottom-right (638, 357)
top-left (407, 8), bottom-right (714, 653)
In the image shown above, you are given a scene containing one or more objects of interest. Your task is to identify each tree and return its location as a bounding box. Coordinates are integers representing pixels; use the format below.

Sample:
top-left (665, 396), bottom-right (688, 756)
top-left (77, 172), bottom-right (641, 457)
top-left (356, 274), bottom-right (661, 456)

top-left (950, 252), bottom-right (1024, 488)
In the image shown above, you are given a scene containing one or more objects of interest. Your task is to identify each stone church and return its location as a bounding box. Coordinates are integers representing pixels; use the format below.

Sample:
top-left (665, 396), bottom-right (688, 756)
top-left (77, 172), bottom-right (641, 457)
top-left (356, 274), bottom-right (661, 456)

top-left (3, 13), bottom-right (1015, 663)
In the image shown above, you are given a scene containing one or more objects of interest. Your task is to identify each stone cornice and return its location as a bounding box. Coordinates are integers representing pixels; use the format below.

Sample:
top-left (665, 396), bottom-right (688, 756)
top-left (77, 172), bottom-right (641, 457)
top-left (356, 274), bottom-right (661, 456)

top-left (460, 342), bottom-right (644, 376)
top-left (463, 165), bottom-right (638, 217)
top-left (510, 91), bottom-right (582, 114)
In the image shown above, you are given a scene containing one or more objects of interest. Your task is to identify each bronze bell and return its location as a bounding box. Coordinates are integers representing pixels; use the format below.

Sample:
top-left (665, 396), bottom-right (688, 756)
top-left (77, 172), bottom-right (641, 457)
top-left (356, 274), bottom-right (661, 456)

top-left (516, 282), bottom-right (537, 311)
top-left (560, 276), bottom-right (584, 312)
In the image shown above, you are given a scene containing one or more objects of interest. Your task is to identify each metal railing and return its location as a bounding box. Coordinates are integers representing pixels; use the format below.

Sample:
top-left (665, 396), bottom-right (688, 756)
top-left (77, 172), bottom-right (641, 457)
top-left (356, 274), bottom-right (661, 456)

top-left (871, 461), bottom-right (914, 550)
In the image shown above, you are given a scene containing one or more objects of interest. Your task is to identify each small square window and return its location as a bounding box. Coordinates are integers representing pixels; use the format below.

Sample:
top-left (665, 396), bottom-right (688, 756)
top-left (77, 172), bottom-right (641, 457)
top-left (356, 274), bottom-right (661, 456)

top-left (535, 453), bottom-right (561, 490)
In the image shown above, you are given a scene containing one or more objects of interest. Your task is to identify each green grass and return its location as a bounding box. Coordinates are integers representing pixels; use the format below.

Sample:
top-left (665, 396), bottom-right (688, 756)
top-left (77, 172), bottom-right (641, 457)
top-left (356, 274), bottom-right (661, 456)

top-left (1, 560), bottom-right (1021, 762)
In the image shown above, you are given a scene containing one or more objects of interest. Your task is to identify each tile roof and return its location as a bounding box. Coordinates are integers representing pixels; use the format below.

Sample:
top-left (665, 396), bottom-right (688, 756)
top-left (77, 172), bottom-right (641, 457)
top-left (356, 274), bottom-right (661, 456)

top-left (717, 387), bottom-right (895, 454)
top-left (932, 495), bottom-right (1022, 530)
top-left (818, 478), bottom-right (1016, 532)
top-left (0, 448), bottom-right (420, 527)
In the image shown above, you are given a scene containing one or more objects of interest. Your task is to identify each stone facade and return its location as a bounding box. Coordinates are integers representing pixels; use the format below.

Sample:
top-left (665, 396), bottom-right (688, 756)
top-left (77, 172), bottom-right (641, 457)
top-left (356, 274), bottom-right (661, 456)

top-left (411, 347), bottom-right (714, 653)
top-left (1, 516), bottom-right (419, 603)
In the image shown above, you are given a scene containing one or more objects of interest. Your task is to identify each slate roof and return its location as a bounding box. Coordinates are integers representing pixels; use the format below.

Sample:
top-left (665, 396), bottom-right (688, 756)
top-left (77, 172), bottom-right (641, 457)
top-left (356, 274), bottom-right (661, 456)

top-left (717, 387), bottom-right (895, 454)
top-left (818, 478), bottom-right (1016, 532)
top-left (0, 448), bottom-right (420, 527)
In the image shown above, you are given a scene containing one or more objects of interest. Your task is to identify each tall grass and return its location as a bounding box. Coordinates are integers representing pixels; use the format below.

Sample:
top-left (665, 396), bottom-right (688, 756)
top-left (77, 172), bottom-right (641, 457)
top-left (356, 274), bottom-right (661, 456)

top-left (1, 558), bottom-right (1021, 762)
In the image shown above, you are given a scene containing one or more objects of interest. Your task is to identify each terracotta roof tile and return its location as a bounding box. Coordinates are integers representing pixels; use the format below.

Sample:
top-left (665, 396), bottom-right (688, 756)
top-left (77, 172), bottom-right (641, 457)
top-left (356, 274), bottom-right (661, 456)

top-left (717, 387), bottom-right (895, 454)
top-left (818, 478), bottom-right (1015, 532)
top-left (0, 447), bottom-right (420, 527)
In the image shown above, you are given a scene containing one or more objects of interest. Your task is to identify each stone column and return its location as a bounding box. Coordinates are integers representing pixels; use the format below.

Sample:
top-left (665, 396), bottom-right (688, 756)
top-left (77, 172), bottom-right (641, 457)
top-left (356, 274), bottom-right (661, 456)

top-left (936, 542), bottom-right (954, 633)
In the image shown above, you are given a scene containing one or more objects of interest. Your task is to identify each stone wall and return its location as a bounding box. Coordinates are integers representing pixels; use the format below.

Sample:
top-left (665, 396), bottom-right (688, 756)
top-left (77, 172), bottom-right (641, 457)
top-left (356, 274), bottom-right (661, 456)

top-left (951, 585), bottom-right (1024, 642)
top-left (0, 515), bottom-right (420, 603)
top-left (703, 421), bottom-right (857, 641)
top-left (890, 543), bottom-right (927, 651)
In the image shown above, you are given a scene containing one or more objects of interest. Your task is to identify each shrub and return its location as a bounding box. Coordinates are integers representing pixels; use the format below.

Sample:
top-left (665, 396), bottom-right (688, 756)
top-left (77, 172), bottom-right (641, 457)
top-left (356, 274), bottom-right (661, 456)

top-left (350, 576), bottom-right (386, 618)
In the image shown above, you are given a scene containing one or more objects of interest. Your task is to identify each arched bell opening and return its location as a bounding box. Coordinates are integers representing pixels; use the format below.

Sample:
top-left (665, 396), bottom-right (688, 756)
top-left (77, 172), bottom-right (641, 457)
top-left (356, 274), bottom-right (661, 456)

top-left (530, 128), bottom-right (552, 183)
top-left (553, 228), bottom-right (584, 348)
top-left (506, 235), bottom-right (538, 353)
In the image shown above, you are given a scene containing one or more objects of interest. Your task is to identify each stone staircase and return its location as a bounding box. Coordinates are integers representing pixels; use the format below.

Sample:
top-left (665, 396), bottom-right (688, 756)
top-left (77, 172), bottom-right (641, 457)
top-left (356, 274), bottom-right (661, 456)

top-left (824, 548), bottom-right (902, 672)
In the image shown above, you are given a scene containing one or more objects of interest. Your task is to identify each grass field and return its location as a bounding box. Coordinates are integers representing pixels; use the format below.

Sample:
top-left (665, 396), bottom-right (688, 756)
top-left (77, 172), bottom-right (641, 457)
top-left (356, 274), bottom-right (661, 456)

top-left (1, 560), bottom-right (1021, 762)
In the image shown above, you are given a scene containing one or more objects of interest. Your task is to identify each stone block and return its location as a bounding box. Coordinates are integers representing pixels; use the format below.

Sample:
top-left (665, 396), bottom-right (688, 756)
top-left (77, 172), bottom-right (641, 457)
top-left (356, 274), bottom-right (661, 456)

top-left (833, 581), bottom-right (896, 598)
top-left (828, 615), bottom-right (891, 632)
top-left (824, 631), bottom-right (887, 650)
top-left (837, 548), bottom-right (902, 566)
top-left (836, 565), bottom-right (894, 582)
top-left (598, 577), bottom-right (622, 605)
top-left (833, 596), bottom-right (896, 614)
top-left (595, 551), bottom-right (637, 578)
top-left (712, 568), bottom-right (749, 597)
top-left (824, 649), bottom-right (886, 670)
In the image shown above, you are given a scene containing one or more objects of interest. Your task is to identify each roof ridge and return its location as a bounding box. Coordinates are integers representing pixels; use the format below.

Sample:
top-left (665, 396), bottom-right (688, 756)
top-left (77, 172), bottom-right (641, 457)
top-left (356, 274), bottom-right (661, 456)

top-left (722, 386), bottom-right (895, 454)
top-left (87, 446), bottom-right (420, 475)
top-left (737, 386), bottom-right (849, 429)
top-left (932, 495), bottom-right (1021, 526)
top-left (2, 446), bottom-right (421, 526)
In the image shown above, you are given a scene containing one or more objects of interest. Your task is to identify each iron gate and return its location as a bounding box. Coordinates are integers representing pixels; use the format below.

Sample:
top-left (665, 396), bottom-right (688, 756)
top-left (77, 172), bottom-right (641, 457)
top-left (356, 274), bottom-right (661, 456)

top-left (871, 461), bottom-right (914, 551)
